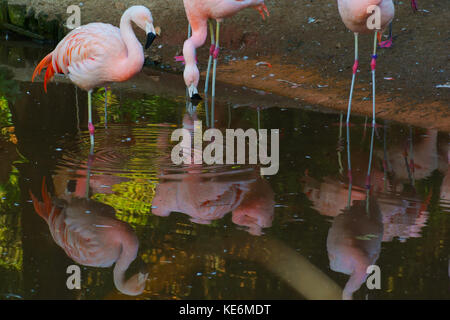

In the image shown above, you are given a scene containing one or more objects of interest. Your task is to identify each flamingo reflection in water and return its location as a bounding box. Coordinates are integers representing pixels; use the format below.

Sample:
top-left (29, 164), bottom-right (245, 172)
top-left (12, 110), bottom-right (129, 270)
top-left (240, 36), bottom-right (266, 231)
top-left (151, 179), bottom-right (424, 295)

top-left (152, 110), bottom-right (274, 236)
top-left (30, 175), bottom-right (148, 296)
top-left (327, 122), bottom-right (383, 300)
top-left (153, 166), bottom-right (274, 236)
top-left (326, 195), bottom-right (383, 300)
top-left (304, 120), bottom-right (446, 299)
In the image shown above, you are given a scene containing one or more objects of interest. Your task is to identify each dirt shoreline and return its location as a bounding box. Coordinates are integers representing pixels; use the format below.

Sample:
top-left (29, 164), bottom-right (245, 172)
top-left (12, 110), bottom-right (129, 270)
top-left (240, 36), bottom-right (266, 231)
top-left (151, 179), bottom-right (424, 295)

top-left (4, 0), bottom-right (449, 131)
top-left (212, 57), bottom-right (450, 132)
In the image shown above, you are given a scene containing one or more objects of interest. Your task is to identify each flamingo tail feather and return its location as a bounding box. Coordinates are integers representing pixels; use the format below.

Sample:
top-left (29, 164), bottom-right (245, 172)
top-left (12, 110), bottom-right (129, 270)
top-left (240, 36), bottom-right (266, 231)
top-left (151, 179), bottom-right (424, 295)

top-left (29, 177), bottom-right (56, 220)
top-left (32, 53), bottom-right (54, 93)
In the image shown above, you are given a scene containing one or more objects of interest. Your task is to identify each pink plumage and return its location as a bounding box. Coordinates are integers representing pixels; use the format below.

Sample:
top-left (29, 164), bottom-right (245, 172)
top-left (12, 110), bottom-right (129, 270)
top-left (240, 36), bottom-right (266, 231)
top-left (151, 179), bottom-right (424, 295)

top-left (337, 0), bottom-right (394, 34)
top-left (32, 6), bottom-right (156, 92)
top-left (30, 177), bottom-right (148, 296)
top-left (182, 0), bottom-right (269, 99)
top-left (31, 5), bottom-right (157, 146)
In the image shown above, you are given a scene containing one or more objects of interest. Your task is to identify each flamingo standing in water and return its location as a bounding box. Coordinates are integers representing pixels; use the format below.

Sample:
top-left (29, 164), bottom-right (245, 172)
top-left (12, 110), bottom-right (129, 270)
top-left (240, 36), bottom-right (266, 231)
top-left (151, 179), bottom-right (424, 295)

top-left (30, 178), bottom-right (148, 296)
top-left (32, 6), bottom-right (157, 145)
top-left (338, 0), bottom-right (396, 126)
top-left (182, 0), bottom-right (269, 101)
top-left (340, 0), bottom-right (419, 125)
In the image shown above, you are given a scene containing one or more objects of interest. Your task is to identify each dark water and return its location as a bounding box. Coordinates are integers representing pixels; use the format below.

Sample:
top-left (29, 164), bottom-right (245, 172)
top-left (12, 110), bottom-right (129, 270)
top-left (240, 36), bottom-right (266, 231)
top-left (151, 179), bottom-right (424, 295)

top-left (0, 39), bottom-right (449, 300)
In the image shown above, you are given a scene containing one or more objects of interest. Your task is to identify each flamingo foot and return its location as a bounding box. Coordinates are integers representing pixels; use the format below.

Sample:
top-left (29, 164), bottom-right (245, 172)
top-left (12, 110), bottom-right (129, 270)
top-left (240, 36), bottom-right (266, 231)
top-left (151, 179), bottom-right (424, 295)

top-left (174, 55), bottom-right (198, 65)
top-left (175, 55), bottom-right (185, 64)
top-left (255, 4), bottom-right (270, 20)
top-left (379, 39), bottom-right (393, 48)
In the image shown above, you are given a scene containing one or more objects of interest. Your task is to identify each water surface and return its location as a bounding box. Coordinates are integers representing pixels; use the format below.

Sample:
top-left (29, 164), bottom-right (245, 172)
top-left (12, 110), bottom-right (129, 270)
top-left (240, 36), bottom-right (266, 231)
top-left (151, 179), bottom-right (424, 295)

top-left (0, 39), bottom-right (449, 300)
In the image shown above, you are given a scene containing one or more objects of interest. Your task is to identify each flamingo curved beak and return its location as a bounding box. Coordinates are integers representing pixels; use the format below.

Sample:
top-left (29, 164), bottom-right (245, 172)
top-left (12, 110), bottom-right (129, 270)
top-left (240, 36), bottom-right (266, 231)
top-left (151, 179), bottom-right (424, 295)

top-left (188, 84), bottom-right (202, 101)
top-left (145, 22), bottom-right (157, 49)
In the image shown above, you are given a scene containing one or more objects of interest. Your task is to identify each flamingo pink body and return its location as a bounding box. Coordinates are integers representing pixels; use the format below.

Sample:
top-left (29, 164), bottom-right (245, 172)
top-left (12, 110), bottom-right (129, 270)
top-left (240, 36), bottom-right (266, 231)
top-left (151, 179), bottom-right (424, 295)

top-left (30, 178), bottom-right (147, 296)
top-left (337, 0), bottom-right (394, 34)
top-left (32, 5), bottom-right (155, 92)
top-left (182, 0), bottom-right (269, 95)
top-left (327, 199), bottom-right (383, 300)
top-left (339, 0), bottom-right (397, 126)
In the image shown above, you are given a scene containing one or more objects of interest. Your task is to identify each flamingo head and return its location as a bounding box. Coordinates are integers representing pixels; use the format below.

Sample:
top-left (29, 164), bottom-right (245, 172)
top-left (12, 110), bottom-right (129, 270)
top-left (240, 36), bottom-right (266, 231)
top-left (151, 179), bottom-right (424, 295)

top-left (232, 198), bottom-right (274, 236)
top-left (184, 65), bottom-right (202, 102)
top-left (116, 271), bottom-right (149, 296)
top-left (128, 5), bottom-right (157, 49)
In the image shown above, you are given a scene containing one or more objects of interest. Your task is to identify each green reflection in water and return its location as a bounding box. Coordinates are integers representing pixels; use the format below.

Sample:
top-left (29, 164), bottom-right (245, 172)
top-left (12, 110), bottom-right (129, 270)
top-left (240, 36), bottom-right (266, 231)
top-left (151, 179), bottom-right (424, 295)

top-left (0, 152), bottom-right (23, 297)
top-left (93, 89), bottom-right (183, 125)
top-left (92, 177), bottom-right (156, 226)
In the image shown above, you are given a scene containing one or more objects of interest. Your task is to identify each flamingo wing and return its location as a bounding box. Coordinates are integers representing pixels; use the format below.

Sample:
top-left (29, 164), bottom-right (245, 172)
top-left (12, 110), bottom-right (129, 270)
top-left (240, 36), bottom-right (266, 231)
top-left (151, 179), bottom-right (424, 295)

top-left (48, 201), bottom-right (118, 267)
top-left (34, 23), bottom-right (126, 91)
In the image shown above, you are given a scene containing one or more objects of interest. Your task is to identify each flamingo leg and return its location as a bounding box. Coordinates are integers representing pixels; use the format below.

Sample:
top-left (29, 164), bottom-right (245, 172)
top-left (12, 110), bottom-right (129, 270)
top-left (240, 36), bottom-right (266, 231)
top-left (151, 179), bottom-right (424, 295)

top-left (211, 94), bottom-right (215, 128)
top-left (383, 120), bottom-right (388, 192)
top-left (75, 86), bottom-right (80, 133)
top-left (366, 118), bottom-right (375, 190)
top-left (364, 32), bottom-right (378, 195)
top-left (204, 96), bottom-right (210, 128)
top-left (204, 20), bottom-right (215, 96)
top-left (346, 33), bottom-right (359, 124)
top-left (211, 21), bottom-right (220, 99)
top-left (104, 87), bottom-right (108, 128)
top-left (85, 143), bottom-right (94, 199)
top-left (346, 118), bottom-right (352, 208)
top-left (337, 112), bottom-right (344, 176)
top-left (371, 31), bottom-right (378, 126)
top-left (365, 123), bottom-right (376, 214)
top-left (185, 24), bottom-right (192, 99)
top-left (88, 89), bottom-right (95, 146)
top-left (257, 108), bottom-right (260, 131)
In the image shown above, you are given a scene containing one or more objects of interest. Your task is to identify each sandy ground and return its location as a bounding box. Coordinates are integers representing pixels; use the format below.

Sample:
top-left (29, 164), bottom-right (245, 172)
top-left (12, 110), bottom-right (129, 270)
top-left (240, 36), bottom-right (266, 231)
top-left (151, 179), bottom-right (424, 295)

top-left (6, 0), bottom-right (450, 130)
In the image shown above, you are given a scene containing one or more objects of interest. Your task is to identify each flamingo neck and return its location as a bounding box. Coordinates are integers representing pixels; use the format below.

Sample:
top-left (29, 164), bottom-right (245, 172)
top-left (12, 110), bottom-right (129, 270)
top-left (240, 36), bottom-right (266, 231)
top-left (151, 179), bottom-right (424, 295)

top-left (182, 25), bottom-right (207, 87)
top-left (117, 12), bottom-right (145, 80)
top-left (113, 231), bottom-right (139, 293)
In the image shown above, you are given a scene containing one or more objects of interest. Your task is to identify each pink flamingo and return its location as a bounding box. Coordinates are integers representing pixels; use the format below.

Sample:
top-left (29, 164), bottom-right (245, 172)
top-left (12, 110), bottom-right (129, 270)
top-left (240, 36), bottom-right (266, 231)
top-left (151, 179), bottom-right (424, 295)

top-left (340, 0), bottom-right (419, 125)
top-left (182, 0), bottom-right (269, 100)
top-left (32, 6), bottom-right (157, 145)
top-left (338, 0), bottom-right (396, 126)
top-left (30, 178), bottom-right (148, 296)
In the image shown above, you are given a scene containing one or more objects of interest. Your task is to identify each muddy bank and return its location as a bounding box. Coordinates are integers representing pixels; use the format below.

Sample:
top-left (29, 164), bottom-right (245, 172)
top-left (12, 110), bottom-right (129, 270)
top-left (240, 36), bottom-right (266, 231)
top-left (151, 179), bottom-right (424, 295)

top-left (2, 0), bottom-right (449, 130)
